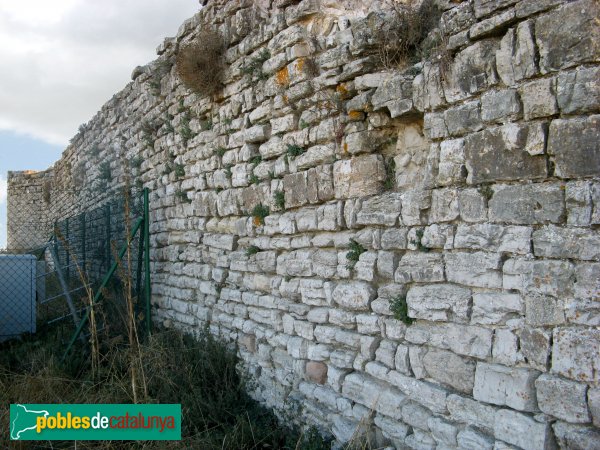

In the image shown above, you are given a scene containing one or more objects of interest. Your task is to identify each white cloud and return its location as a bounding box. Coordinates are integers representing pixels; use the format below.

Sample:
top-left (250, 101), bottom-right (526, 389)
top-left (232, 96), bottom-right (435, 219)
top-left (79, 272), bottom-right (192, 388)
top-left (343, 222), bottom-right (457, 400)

top-left (0, 0), bottom-right (199, 146)
top-left (0, 175), bottom-right (6, 204)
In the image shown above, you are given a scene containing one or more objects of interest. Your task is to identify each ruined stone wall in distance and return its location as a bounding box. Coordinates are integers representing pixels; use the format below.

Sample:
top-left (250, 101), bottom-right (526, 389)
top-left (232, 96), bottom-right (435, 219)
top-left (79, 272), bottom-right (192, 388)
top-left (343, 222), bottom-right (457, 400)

top-left (7, 0), bottom-right (600, 448)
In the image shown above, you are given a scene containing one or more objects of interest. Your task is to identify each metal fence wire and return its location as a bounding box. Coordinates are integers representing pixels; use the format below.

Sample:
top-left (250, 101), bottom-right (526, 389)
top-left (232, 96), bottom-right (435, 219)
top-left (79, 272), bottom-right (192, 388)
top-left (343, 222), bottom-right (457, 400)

top-left (0, 187), bottom-right (150, 344)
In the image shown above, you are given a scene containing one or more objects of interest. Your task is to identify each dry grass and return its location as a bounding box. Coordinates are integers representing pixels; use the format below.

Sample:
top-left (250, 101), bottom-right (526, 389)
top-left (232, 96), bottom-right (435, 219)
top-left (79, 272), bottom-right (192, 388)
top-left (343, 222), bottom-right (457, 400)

top-left (176, 28), bottom-right (226, 97)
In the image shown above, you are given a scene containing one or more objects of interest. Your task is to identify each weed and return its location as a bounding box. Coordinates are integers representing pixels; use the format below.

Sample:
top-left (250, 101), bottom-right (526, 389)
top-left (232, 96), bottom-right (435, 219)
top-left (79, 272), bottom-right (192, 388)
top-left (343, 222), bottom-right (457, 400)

top-left (274, 190), bottom-right (286, 210)
top-left (249, 174), bottom-right (260, 185)
top-left (162, 115), bottom-right (175, 133)
top-left (412, 228), bottom-right (430, 252)
top-left (176, 190), bottom-right (191, 203)
top-left (179, 113), bottom-right (195, 144)
top-left (175, 163), bottom-right (185, 178)
top-left (176, 28), bottom-right (226, 96)
top-left (479, 184), bottom-right (494, 201)
top-left (250, 155), bottom-right (262, 166)
top-left (98, 162), bottom-right (112, 181)
top-left (286, 144), bottom-right (305, 160)
top-left (251, 203), bottom-right (269, 226)
top-left (389, 295), bottom-right (414, 325)
top-left (224, 164), bottom-right (233, 177)
top-left (149, 78), bottom-right (161, 96)
top-left (384, 157), bottom-right (396, 190)
top-left (241, 49), bottom-right (271, 81)
top-left (199, 117), bottom-right (213, 131)
top-left (268, 170), bottom-right (276, 180)
top-left (300, 119), bottom-right (309, 129)
top-left (246, 245), bottom-right (260, 256)
top-left (131, 156), bottom-right (144, 170)
top-left (90, 144), bottom-right (101, 158)
top-left (346, 238), bottom-right (366, 269)
top-left (216, 147), bottom-right (227, 157)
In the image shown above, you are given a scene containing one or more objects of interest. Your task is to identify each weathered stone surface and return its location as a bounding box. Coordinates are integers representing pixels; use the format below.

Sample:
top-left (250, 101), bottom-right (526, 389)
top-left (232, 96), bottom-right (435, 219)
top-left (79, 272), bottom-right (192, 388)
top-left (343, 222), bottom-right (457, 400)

top-left (474, 0), bottom-right (517, 18)
top-left (470, 8), bottom-right (516, 39)
top-left (437, 138), bottom-right (465, 186)
top-left (332, 281), bottom-right (375, 311)
top-left (459, 189), bottom-right (487, 222)
top-left (464, 124), bottom-right (547, 184)
top-left (423, 348), bottom-right (476, 394)
top-left (430, 188), bottom-right (459, 223)
top-left (454, 223), bottom-right (531, 254)
top-left (333, 155), bottom-right (386, 199)
top-left (473, 363), bottom-right (539, 411)
top-left (547, 116), bottom-right (600, 178)
top-left (533, 225), bottom-right (600, 261)
top-left (494, 409), bottom-right (556, 450)
top-left (371, 75), bottom-right (413, 118)
top-left (356, 193), bottom-right (402, 226)
top-left (471, 292), bottom-right (523, 325)
top-left (406, 284), bottom-right (471, 323)
top-left (444, 101), bottom-right (482, 136)
top-left (341, 372), bottom-right (406, 420)
top-left (481, 89), bottom-right (521, 123)
top-left (552, 328), bottom-right (600, 382)
top-left (406, 322), bottom-right (493, 360)
top-left (444, 40), bottom-right (499, 103)
top-left (428, 416), bottom-right (459, 446)
top-left (557, 66), bottom-right (600, 115)
top-left (489, 183), bottom-right (564, 224)
top-left (535, 374), bottom-right (591, 423)
top-left (496, 20), bottom-right (537, 86)
top-left (519, 77), bottom-right (558, 120)
top-left (395, 252), bottom-right (444, 284)
top-left (445, 251), bottom-right (502, 288)
top-left (536, 0), bottom-right (600, 72)
top-left (519, 327), bottom-right (551, 372)
top-left (589, 387), bottom-right (600, 427)
top-left (553, 422), bottom-right (600, 450)
top-left (457, 427), bottom-right (494, 450)
top-left (387, 370), bottom-right (448, 414)
top-left (447, 394), bottom-right (496, 433)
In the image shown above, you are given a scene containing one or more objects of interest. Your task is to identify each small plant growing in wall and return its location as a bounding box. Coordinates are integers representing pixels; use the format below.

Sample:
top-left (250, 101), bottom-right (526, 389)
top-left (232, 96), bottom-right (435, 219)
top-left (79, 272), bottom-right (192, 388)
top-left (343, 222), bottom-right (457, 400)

top-left (479, 184), bottom-right (494, 201)
top-left (286, 144), bottom-right (305, 160)
top-left (249, 174), bottom-right (260, 185)
top-left (174, 163), bottom-right (185, 179)
top-left (246, 245), bottom-right (260, 256)
top-left (162, 114), bottom-right (175, 133)
top-left (241, 49), bottom-right (271, 81)
top-left (179, 113), bottom-right (195, 144)
top-left (250, 155), bottom-right (262, 167)
top-left (389, 295), bottom-right (414, 325)
top-left (99, 162), bottom-right (112, 181)
top-left (175, 189), bottom-right (191, 203)
top-left (273, 190), bottom-right (285, 210)
top-left (346, 238), bottom-right (366, 269)
top-left (411, 228), bottom-right (430, 252)
top-left (251, 203), bottom-right (269, 226)
top-left (215, 147), bottom-right (227, 158)
top-left (384, 157), bottom-right (396, 190)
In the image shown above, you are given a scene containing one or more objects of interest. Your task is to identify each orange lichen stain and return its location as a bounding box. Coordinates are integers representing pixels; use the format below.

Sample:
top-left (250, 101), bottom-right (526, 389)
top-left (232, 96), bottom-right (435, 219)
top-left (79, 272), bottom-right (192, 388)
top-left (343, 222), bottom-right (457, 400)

top-left (282, 94), bottom-right (289, 104)
top-left (343, 143), bottom-right (349, 153)
top-left (276, 66), bottom-right (290, 86)
top-left (253, 216), bottom-right (263, 226)
top-left (336, 83), bottom-right (350, 99)
top-left (295, 57), bottom-right (305, 74)
top-left (348, 110), bottom-right (364, 121)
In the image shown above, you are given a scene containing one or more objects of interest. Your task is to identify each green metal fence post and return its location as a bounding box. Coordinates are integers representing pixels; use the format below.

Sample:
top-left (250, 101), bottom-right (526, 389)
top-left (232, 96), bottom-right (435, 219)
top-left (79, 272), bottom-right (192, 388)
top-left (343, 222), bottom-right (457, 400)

top-left (144, 188), bottom-right (152, 335)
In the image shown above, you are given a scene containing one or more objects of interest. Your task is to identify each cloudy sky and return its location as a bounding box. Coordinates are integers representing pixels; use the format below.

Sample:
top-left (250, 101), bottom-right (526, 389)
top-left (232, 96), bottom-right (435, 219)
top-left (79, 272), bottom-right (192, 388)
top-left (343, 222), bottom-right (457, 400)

top-left (0, 0), bottom-right (199, 248)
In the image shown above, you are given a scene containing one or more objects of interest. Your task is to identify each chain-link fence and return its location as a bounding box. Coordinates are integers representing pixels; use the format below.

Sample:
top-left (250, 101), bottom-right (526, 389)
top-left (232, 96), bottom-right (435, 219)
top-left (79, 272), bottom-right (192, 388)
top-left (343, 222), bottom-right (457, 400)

top-left (0, 187), bottom-right (150, 346)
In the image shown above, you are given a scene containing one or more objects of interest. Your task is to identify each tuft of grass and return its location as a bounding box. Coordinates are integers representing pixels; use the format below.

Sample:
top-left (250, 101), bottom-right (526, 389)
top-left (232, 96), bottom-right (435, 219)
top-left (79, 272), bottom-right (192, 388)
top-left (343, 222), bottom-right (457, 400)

top-left (216, 147), bottom-right (227, 157)
top-left (246, 245), bottom-right (260, 256)
top-left (346, 238), bottom-right (366, 269)
top-left (274, 190), bottom-right (286, 210)
top-left (249, 174), bottom-right (260, 185)
top-left (251, 203), bottom-right (269, 226)
top-left (286, 144), bottom-right (305, 160)
top-left (250, 155), bottom-right (262, 166)
top-left (241, 49), bottom-right (271, 81)
top-left (176, 28), bottom-right (226, 97)
top-left (98, 162), bottom-right (112, 181)
top-left (412, 228), bottom-right (430, 252)
top-left (131, 156), bottom-right (144, 170)
top-left (479, 184), bottom-right (494, 201)
top-left (176, 190), bottom-right (191, 203)
top-left (389, 295), bottom-right (414, 325)
top-left (179, 113), bottom-right (196, 144)
top-left (174, 163), bottom-right (185, 179)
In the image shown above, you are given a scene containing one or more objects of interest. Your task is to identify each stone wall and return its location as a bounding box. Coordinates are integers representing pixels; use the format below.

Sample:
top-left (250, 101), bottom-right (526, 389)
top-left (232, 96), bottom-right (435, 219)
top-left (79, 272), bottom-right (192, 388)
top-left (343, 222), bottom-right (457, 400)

top-left (7, 0), bottom-right (600, 448)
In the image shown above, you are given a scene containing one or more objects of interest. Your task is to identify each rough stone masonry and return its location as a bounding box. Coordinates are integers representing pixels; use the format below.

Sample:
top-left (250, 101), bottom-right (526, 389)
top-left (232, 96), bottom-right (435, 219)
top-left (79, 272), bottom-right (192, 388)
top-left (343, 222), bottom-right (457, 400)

top-left (7, 0), bottom-right (600, 448)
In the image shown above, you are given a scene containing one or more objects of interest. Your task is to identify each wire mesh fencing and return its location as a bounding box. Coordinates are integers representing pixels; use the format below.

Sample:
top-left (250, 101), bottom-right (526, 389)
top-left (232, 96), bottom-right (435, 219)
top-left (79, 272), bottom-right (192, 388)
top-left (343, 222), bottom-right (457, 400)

top-left (0, 187), bottom-right (149, 345)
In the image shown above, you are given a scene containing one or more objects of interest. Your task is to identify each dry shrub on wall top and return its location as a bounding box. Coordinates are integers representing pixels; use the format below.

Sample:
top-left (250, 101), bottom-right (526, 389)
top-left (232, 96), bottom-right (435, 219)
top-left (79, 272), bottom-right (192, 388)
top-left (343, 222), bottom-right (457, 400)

top-left (176, 28), bottom-right (226, 97)
top-left (377, 0), bottom-right (443, 69)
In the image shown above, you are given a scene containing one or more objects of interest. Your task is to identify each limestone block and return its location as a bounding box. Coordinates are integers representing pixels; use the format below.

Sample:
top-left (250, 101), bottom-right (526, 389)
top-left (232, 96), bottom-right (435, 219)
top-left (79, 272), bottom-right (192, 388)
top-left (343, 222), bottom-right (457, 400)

top-left (566, 181), bottom-right (593, 226)
top-left (424, 112), bottom-right (448, 140)
top-left (356, 193), bottom-right (402, 227)
top-left (474, 0), bottom-right (517, 18)
top-left (437, 138), bottom-right (465, 186)
top-left (283, 171), bottom-right (309, 208)
top-left (552, 328), bottom-right (600, 382)
top-left (401, 189), bottom-right (432, 226)
top-left (341, 372), bottom-right (406, 420)
top-left (409, 346), bottom-right (427, 379)
top-left (547, 116), bottom-right (600, 178)
top-left (405, 322), bottom-right (493, 359)
top-left (454, 223), bottom-right (531, 254)
top-left (376, 251), bottom-right (398, 280)
top-left (495, 20), bottom-right (537, 86)
top-left (395, 252), bottom-right (444, 284)
top-left (536, 0), bottom-right (600, 72)
top-left (457, 427), bottom-right (494, 450)
top-left (423, 348), bottom-right (476, 394)
top-left (375, 340), bottom-right (397, 369)
top-left (294, 144), bottom-right (335, 170)
top-left (444, 40), bottom-right (499, 103)
top-left (481, 89), bottom-right (521, 123)
top-left (492, 329), bottom-right (521, 366)
top-left (430, 188), bottom-right (459, 223)
top-left (444, 101), bottom-right (483, 137)
top-left (489, 183), bottom-right (564, 224)
top-left (371, 74), bottom-right (413, 118)
top-left (405, 429), bottom-right (436, 449)
top-left (447, 394), bottom-right (496, 433)
top-left (464, 124), bottom-right (547, 184)
top-left (332, 281), bottom-right (376, 311)
top-left (557, 66), bottom-right (600, 115)
top-left (473, 363), bottom-right (539, 411)
top-left (244, 124), bottom-right (270, 143)
top-left (381, 228), bottom-right (408, 250)
top-left (428, 416), bottom-right (459, 446)
top-left (406, 284), bottom-right (471, 323)
top-left (394, 344), bottom-right (410, 375)
top-left (387, 371), bottom-right (448, 414)
top-left (421, 224), bottom-right (454, 250)
top-left (459, 189), bottom-right (487, 222)
top-left (519, 77), bottom-right (558, 120)
top-left (402, 401), bottom-right (433, 431)
top-left (535, 374), bottom-right (590, 423)
top-left (441, 2), bottom-right (475, 35)
top-left (471, 292), bottom-right (524, 325)
top-left (333, 155), bottom-right (386, 199)
top-left (445, 251), bottom-right (502, 288)
top-left (494, 409), bottom-right (555, 450)
top-left (553, 422), bottom-right (600, 450)
top-left (589, 387), bottom-right (600, 427)
top-left (533, 225), bottom-right (600, 261)
top-left (373, 414), bottom-right (410, 442)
